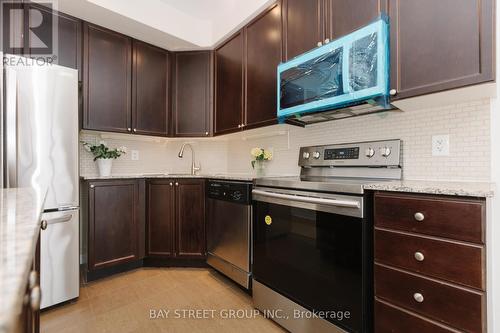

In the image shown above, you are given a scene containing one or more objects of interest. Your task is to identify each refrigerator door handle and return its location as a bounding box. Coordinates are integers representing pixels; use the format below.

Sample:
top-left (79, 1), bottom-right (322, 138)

top-left (45, 214), bottom-right (73, 225)
top-left (4, 68), bottom-right (17, 188)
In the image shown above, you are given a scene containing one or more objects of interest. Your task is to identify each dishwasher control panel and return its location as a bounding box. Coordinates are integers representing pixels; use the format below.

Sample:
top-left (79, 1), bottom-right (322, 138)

top-left (207, 180), bottom-right (252, 204)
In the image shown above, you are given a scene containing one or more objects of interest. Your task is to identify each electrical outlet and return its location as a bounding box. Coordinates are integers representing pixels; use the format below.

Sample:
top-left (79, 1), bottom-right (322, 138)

top-left (131, 150), bottom-right (139, 161)
top-left (432, 135), bottom-right (450, 156)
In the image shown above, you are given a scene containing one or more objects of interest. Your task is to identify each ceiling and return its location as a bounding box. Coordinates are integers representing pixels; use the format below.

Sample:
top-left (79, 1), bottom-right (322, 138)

top-left (52, 0), bottom-right (275, 50)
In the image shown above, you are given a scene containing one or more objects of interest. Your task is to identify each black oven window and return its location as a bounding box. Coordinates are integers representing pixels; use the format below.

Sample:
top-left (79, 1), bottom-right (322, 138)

top-left (253, 201), bottom-right (363, 332)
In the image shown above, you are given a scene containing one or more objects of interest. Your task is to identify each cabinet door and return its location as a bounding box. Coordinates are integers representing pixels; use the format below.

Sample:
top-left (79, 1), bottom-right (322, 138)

top-left (132, 41), bottom-right (169, 136)
top-left (27, 4), bottom-right (82, 80)
top-left (1, 1), bottom-right (25, 54)
top-left (325, 0), bottom-right (381, 39)
top-left (282, 0), bottom-right (324, 60)
top-left (172, 51), bottom-right (212, 137)
top-left (245, 3), bottom-right (281, 129)
top-left (88, 180), bottom-right (140, 270)
top-left (388, 0), bottom-right (494, 99)
top-left (83, 23), bottom-right (132, 133)
top-left (147, 180), bottom-right (175, 257)
top-left (175, 179), bottom-right (205, 258)
top-left (215, 31), bottom-right (244, 135)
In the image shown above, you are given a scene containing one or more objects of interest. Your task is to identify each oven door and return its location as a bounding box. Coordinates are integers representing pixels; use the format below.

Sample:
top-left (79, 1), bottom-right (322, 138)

top-left (252, 188), bottom-right (367, 333)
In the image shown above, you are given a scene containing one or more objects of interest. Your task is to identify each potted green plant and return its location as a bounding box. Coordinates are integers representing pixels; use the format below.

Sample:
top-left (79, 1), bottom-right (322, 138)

top-left (82, 141), bottom-right (127, 177)
top-left (251, 147), bottom-right (272, 177)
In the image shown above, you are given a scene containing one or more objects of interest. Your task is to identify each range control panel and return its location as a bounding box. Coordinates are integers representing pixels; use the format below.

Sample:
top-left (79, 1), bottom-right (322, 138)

top-left (298, 139), bottom-right (401, 168)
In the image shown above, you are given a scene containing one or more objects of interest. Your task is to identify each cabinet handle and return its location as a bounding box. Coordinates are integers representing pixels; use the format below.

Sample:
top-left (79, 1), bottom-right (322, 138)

top-left (28, 271), bottom-right (38, 290)
top-left (324, 38), bottom-right (330, 44)
top-left (389, 89), bottom-right (397, 96)
top-left (238, 124), bottom-right (241, 128)
top-left (169, 182), bottom-right (173, 186)
top-left (133, 128), bottom-right (137, 132)
top-left (175, 182), bottom-right (179, 186)
top-left (40, 220), bottom-right (48, 230)
top-left (205, 132), bottom-right (209, 136)
top-left (414, 252), bottom-right (425, 262)
top-left (90, 184), bottom-right (95, 189)
top-left (414, 212), bottom-right (425, 222)
top-left (30, 286), bottom-right (41, 311)
top-left (413, 293), bottom-right (424, 303)
top-left (317, 41), bottom-right (323, 47)
top-left (127, 128), bottom-right (132, 132)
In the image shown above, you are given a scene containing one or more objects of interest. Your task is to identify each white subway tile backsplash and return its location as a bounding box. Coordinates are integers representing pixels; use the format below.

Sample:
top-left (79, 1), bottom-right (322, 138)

top-left (80, 98), bottom-right (491, 182)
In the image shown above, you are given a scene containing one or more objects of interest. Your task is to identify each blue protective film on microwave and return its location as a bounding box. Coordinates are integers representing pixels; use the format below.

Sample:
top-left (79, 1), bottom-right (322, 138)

top-left (277, 16), bottom-right (390, 121)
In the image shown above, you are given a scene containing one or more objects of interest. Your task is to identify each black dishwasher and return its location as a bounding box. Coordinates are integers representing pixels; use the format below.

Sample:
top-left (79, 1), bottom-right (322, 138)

top-left (206, 180), bottom-right (252, 289)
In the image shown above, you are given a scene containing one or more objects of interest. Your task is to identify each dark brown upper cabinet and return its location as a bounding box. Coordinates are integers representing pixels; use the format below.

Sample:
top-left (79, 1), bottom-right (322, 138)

top-left (388, 0), bottom-right (494, 100)
top-left (132, 40), bottom-right (169, 136)
top-left (245, 3), bottom-right (281, 129)
top-left (147, 180), bottom-right (175, 257)
top-left (175, 179), bottom-right (205, 258)
top-left (282, 0), bottom-right (383, 61)
top-left (87, 180), bottom-right (142, 271)
top-left (27, 4), bottom-right (83, 80)
top-left (146, 179), bottom-right (206, 259)
top-left (1, 1), bottom-right (24, 55)
top-left (83, 23), bottom-right (132, 133)
top-left (215, 31), bottom-right (244, 135)
top-left (325, 0), bottom-right (381, 39)
top-left (215, 4), bottom-right (282, 135)
top-left (172, 51), bottom-right (212, 137)
top-left (282, 0), bottom-right (324, 60)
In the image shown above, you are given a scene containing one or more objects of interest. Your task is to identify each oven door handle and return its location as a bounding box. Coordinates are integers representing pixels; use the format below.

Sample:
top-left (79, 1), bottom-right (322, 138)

top-left (252, 189), bottom-right (361, 209)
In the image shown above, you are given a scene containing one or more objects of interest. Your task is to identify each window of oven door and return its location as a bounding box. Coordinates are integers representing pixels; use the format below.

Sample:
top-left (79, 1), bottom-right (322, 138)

top-left (252, 200), bottom-right (364, 332)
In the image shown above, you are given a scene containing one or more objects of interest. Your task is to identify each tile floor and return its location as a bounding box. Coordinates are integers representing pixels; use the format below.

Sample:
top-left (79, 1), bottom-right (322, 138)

top-left (41, 268), bottom-right (285, 333)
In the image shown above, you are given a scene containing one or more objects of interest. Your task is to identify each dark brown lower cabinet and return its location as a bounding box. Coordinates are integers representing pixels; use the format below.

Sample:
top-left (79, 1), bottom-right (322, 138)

top-left (84, 179), bottom-right (145, 276)
top-left (147, 180), bottom-right (175, 257)
top-left (374, 191), bottom-right (486, 333)
top-left (147, 179), bottom-right (206, 260)
top-left (175, 179), bottom-right (206, 258)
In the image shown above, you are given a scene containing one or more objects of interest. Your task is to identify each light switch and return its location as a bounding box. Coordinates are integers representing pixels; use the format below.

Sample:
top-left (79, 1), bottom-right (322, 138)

top-left (432, 135), bottom-right (450, 156)
top-left (131, 150), bottom-right (139, 161)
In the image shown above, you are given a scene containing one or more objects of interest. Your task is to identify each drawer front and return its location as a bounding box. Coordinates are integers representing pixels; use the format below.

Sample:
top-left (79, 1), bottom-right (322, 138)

top-left (375, 229), bottom-right (484, 290)
top-left (375, 264), bottom-right (484, 333)
top-left (374, 193), bottom-right (485, 243)
top-left (375, 300), bottom-right (458, 333)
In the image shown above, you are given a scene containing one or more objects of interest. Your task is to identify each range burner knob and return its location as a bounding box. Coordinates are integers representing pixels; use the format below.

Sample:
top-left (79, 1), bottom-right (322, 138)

top-left (365, 148), bottom-right (375, 158)
top-left (302, 152), bottom-right (310, 159)
top-left (380, 147), bottom-right (391, 157)
top-left (312, 151), bottom-right (321, 159)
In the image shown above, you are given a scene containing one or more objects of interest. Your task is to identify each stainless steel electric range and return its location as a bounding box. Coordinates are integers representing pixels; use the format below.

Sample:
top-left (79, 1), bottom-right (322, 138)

top-left (252, 139), bottom-right (402, 333)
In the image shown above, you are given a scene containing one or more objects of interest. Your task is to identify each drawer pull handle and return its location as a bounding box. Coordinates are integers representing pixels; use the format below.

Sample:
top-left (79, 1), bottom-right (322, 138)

top-left (413, 293), bottom-right (424, 303)
top-left (414, 212), bottom-right (425, 222)
top-left (414, 252), bottom-right (425, 262)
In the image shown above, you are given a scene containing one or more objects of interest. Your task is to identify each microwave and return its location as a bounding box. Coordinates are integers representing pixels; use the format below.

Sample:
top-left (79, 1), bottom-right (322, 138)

top-left (277, 18), bottom-right (390, 123)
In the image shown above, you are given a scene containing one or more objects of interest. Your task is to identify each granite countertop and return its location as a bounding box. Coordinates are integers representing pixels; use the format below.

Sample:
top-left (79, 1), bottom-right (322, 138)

top-left (0, 188), bottom-right (46, 333)
top-left (364, 180), bottom-right (495, 198)
top-left (82, 174), bottom-right (495, 198)
top-left (81, 173), bottom-right (256, 181)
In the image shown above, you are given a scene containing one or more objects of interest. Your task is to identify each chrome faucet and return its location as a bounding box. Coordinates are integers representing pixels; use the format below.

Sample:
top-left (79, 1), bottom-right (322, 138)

top-left (178, 143), bottom-right (201, 175)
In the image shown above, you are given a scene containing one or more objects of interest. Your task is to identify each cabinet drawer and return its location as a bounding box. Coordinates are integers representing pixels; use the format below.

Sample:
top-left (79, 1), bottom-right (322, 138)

top-left (375, 264), bottom-right (485, 333)
top-left (374, 193), bottom-right (485, 243)
top-left (375, 300), bottom-right (458, 333)
top-left (375, 229), bottom-right (484, 290)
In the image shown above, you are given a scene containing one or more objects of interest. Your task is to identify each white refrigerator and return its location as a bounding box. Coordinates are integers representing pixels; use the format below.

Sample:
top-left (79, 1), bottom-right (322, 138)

top-left (1, 53), bottom-right (80, 309)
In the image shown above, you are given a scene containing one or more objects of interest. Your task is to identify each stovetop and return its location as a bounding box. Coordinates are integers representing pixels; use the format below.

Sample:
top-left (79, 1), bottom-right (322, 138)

top-left (255, 176), bottom-right (395, 195)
